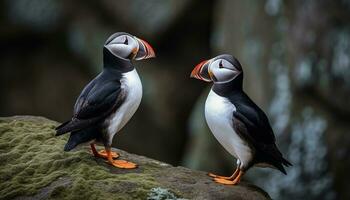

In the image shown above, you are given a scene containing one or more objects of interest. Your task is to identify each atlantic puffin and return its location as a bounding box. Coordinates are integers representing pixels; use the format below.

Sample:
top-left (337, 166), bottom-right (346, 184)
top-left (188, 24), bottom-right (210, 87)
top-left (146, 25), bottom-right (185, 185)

top-left (55, 32), bottom-right (155, 169)
top-left (190, 54), bottom-right (291, 185)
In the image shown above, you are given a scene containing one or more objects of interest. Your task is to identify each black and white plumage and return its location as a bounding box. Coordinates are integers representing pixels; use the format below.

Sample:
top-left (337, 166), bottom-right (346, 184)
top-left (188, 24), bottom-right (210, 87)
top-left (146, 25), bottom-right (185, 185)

top-left (55, 32), bottom-right (155, 169)
top-left (191, 54), bottom-right (291, 185)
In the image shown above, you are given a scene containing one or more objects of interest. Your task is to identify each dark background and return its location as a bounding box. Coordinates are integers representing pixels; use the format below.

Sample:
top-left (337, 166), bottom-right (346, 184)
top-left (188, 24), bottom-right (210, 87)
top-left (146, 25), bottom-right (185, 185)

top-left (1, 0), bottom-right (350, 199)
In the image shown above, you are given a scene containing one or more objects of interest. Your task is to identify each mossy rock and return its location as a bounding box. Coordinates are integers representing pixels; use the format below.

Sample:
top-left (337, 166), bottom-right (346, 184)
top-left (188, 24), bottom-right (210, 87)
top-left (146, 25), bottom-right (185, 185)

top-left (0, 116), bottom-right (270, 200)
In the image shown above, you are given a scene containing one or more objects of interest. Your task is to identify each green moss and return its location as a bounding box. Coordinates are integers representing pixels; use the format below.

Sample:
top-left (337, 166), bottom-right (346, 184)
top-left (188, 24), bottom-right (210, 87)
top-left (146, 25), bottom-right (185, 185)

top-left (0, 117), bottom-right (159, 200)
top-left (0, 116), bottom-right (270, 200)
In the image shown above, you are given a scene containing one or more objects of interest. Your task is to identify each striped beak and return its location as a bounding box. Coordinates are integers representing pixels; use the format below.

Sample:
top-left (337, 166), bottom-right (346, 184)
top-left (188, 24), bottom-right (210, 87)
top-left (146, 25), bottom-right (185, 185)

top-left (134, 37), bottom-right (156, 60)
top-left (190, 59), bottom-right (212, 82)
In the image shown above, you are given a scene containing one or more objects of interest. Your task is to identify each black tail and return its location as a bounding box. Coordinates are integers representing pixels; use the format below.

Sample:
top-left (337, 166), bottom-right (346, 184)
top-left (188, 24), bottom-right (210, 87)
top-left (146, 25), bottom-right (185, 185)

top-left (275, 163), bottom-right (287, 175)
top-left (55, 118), bottom-right (88, 136)
top-left (272, 157), bottom-right (292, 175)
top-left (281, 157), bottom-right (292, 167)
top-left (56, 118), bottom-right (100, 136)
top-left (62, 128), bottom-right (99, 151)
top-left (55, 120), bottom-right (72, 136)
top-left (64, 139), bottom-right (77, 151)
top-left (265, 145), bottom-right (292, 175)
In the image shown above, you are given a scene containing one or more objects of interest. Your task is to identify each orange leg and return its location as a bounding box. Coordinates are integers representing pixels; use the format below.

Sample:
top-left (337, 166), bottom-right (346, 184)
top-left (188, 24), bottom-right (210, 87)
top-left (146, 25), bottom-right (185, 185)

top-left (213, 170), bottom-right (244, 185)
top-left (90, 144), bottom-right (119, 159)
top-left (208, 167), bottom-right (239, 180)
top-left (105, 148), bottom-right (138, 169)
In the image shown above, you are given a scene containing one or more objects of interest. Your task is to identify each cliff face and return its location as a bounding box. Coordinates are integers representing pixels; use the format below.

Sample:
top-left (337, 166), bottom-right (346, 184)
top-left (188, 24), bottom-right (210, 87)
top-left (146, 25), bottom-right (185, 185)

top-left (0, 116), bottom-right (270, 200)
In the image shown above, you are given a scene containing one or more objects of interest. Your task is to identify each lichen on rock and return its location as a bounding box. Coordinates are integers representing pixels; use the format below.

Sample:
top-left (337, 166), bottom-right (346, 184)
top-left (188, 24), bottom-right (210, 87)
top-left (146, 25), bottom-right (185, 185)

top-left (147, 187), bottom-right (184, 200)
top-left (0, 116), bottom-right (270, 200)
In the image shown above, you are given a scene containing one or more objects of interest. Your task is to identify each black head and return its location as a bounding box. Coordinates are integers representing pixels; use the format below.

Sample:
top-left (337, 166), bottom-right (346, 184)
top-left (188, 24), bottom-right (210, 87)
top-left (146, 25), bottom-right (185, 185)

top-left (104, 32), bottom-right (155, 61)
top-left (190, 54), bottom-right (243, 84)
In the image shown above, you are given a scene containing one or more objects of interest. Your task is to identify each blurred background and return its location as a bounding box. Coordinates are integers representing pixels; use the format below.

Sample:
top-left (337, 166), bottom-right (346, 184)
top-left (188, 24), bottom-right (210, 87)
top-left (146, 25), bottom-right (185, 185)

top-left (1, 0), bottom-right (350, 199)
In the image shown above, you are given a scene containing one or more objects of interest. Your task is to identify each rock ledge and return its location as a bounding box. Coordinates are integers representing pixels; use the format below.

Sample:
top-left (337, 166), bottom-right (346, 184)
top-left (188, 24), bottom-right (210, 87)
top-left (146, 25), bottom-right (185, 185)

top-left (0, 116), bottom-right (270, 200)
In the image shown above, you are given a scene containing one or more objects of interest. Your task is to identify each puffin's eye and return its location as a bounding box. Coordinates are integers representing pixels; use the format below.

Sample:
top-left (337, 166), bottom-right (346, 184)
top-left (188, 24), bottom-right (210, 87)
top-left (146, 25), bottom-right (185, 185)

top-left (124, 36), bottom-right (128, 45)
top-left (219, 60), bottom-right (224, 68)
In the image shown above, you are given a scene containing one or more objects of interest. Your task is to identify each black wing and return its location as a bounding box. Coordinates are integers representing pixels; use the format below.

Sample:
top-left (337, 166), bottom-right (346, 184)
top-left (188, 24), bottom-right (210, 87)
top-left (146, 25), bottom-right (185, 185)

top-left (56, 73), bottom-right (125, 135)
top-left (231, 97), bottom-right (292, 172)
top-left (232, 103), bottom-right (275, 145)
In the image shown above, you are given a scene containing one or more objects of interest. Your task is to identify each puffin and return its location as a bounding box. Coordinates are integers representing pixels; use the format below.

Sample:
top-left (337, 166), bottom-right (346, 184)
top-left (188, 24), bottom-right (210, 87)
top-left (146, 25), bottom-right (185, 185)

top-left (190, 54), bottom-right (291, 185)
top-left (55, 32), bottom-right (155, 169)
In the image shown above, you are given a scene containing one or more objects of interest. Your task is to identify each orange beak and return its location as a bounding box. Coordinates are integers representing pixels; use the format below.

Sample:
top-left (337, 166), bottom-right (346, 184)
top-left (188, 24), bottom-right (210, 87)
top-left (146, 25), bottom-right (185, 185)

top-left (190, 60), bottom-right (212, 82)
top-left (135, 38), bottom-right (156, 60)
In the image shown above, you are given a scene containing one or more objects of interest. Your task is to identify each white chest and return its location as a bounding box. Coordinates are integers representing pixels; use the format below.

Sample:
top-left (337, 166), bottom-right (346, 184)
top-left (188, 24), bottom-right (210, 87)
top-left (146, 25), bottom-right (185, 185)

top-left (106, 69), bottom-right (142, 140)
top-left (205, 90), bottom-right (253, 166)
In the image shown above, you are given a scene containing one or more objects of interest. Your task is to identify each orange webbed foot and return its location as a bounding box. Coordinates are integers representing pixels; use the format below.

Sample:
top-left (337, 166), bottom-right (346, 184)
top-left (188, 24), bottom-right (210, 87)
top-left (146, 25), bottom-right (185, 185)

top-left (98, 149), bottom-right (119, 159)
top-left (109, 159), bottom-right (138, 169)
top-left (208, 173), bottom-right (231, 180)
top-left (90, 144), bottom-right (119, 159)
top-left (213, 170), bottom-right (243, 185)
top-left (213, 177), bottom-right (239, 185)
top-left (208, 167), bottom-right (239, 180)
top-left (103, 147), bottom-right (138, 169)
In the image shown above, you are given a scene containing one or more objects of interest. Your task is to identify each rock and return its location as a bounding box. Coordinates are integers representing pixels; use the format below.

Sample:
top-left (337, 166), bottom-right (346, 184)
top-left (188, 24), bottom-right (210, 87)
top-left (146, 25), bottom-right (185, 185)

top-left (0, 116), bottom-right (270, 200)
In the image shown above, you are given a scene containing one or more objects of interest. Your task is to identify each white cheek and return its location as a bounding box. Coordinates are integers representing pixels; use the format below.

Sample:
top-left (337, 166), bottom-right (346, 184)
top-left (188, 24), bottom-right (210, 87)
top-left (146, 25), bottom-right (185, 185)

top-left (130, 39), bottom-right (139, 50)
top-left (108, 44), bottom-right (131, 58)
top-left (214, 69), bottom-right (233, 81)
